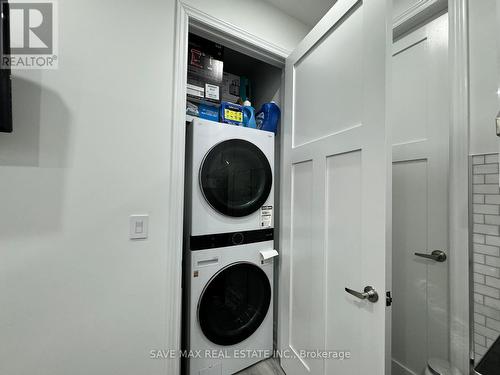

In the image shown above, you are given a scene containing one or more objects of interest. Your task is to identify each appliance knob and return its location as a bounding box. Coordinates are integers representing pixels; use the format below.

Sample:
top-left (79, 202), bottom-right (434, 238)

top-left (232, 232), bottom-right (244, 245)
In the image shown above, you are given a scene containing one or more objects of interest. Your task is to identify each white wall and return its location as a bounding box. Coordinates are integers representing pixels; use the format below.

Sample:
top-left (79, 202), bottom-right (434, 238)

top-left (0, 1), bottom-right (309, 374)
top-left (469, 0), bottom-right (499, 155)
top-left (183, 0), bottom-right (310, 53)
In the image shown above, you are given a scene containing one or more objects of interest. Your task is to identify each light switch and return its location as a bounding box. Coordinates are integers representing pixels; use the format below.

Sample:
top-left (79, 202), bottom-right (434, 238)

top-left (129, 215), bottom-right (149, 240)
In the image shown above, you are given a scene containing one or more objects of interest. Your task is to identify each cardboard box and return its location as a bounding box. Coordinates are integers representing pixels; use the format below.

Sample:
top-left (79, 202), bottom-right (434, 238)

top-left (221, 72), bottom-right (240, 103)
top-left (220, 102), bottom-right (243, 126)
top-left (198, 103), bottom-right (219, 122)
top-left (187, 34), bottom-right (224, 104)
top-left (186, 101), bottom-right (219, 123)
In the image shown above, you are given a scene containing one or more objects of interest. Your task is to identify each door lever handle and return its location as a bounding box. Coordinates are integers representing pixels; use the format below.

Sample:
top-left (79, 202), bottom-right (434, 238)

top-left (345, 286), bottom-right (379, 303)
top-left (414, 250), bottom-right (447, 262)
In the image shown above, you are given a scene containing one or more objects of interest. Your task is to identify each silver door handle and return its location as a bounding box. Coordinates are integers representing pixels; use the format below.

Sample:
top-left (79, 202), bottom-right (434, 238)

top-left (345, 286), bottom-right (379, 303)
top-left (414, 250), bottom-right (447, 262)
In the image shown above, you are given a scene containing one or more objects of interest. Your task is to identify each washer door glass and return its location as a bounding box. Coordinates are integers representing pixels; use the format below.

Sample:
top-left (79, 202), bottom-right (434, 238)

top-left (200, 139), bottom-right (272, 217)
top-left (198, 263), bottom-right (271, 346)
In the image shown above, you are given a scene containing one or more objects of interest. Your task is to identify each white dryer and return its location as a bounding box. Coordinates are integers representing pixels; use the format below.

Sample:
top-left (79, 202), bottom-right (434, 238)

top-left (184, 241), bottom-right (275, 375)
top-left (185, 118), bottom-right (275, 244)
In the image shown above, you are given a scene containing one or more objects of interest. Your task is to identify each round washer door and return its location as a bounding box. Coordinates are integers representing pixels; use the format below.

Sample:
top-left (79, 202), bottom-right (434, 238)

top-left (198, 262), bottom-right (271, 346)
top-left (200, 139), bottom-right (272, 217)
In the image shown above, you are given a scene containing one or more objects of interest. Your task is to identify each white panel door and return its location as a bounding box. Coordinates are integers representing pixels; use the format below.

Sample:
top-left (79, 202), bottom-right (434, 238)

top-left (279, 1), bottom-right (390, 374)
top-left (391, 14), bottom-right (449, 375)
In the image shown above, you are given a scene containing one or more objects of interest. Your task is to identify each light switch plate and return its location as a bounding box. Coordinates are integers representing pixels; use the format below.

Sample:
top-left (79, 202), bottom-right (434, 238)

top-left (129, 215), bottom-right (149, 240)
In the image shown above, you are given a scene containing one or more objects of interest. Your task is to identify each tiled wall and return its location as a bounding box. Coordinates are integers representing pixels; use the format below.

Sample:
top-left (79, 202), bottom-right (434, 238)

top-left (472, 153), bottom-right (500, 363)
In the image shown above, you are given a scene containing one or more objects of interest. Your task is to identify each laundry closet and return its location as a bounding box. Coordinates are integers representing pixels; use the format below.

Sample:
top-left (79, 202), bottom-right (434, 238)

top-left (182, 28), bottom-right (284, 375)
top-left (177, 2), bottom-right (390, 374)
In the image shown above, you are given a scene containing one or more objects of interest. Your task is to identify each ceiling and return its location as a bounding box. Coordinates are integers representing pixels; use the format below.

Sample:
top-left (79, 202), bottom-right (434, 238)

top-left (263, 0), bottom-right (337, 27)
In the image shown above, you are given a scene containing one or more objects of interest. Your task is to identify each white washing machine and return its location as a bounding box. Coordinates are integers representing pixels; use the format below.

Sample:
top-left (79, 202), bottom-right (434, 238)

top-left (185, 118), bottom-right (275, 244)
top-left (184, 241), bottom-right (276, 375)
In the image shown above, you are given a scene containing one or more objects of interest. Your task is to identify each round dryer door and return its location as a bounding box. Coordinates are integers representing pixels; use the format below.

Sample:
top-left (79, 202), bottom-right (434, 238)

top-left (200, 139), bottom-right (272, 217)
top-left (198, 262), bottom-right (271, 346)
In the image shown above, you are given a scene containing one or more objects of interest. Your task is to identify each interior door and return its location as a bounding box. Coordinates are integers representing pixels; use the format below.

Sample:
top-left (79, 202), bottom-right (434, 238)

top-left (391, 14), bottom-right (449, 375)
top-left (279, 0), bottom-right (391, 374)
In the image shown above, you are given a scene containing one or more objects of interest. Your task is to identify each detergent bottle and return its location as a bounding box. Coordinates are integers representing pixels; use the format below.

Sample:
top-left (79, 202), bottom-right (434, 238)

top-left (242, 100), bottom-right (257, 128)
top-left (256, 102), bottom-right (280, 134)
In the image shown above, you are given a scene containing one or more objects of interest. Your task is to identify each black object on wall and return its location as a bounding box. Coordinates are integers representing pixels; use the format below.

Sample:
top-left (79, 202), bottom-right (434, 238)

top-left (0, 1), bottom-right (12, 133)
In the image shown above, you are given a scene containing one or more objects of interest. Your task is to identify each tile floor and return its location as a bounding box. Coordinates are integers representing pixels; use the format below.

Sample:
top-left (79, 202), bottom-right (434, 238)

top-left (236, 359), bottom-right (284, 375)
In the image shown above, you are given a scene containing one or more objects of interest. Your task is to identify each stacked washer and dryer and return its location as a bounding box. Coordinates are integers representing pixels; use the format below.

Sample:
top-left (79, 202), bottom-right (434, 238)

top-left (183, 118), bottom-right (277, 375)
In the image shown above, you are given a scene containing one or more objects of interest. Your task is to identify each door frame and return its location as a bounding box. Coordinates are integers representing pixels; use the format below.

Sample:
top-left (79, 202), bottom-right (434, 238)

top-left (168, 2), bottom-right (286, 374)
top-left (392, 1), bottom-right (471, 373)
top-left (448, 1), bottom-right (471, 373)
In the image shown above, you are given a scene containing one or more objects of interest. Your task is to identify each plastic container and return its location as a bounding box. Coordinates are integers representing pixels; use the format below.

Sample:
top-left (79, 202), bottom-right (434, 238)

top-left (256, 102), bottom-right (280, 134)
top-left (242, 100), bottom-right (257, 128)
